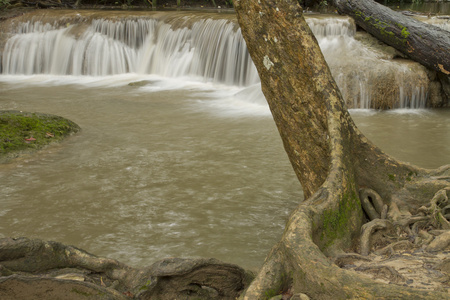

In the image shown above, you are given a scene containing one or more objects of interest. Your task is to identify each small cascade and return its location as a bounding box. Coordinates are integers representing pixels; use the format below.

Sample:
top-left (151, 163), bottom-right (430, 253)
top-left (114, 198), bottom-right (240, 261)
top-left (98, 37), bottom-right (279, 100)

top-left (309, 16), bottom-right (430, 109)
top-left (419, 16), bottom-right (450, 32)
top-left (1, 15), bottom-right (258, 86)
top-left (307, 15), bottom-right (356, 37)
top-left (0, 11), bottom-right (439, 109)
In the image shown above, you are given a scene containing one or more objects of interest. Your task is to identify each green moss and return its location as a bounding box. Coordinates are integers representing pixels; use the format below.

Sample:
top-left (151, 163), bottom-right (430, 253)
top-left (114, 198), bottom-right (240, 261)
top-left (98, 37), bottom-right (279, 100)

top-left (388, 174), bottom-right (396, 182)
top-left (355, 11), bottom-right (403, 41)
top-left (401, 27), bottom-right (410, 39)
top-left (321, 186), bottom-right (360, 249)
top-left (264, 289), bottom-right (278, 299)
top-left (0, 110), bottom-right (80, 161)
top-left (139, 279), bottom-right (152, 291)
top-left (71, 288), bottom-right (92, 297)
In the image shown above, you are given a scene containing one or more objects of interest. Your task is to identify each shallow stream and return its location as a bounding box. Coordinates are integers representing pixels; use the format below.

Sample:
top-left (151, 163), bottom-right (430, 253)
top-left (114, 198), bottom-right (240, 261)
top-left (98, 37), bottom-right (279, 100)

top-left (1, 76), bottom-right (449, 270)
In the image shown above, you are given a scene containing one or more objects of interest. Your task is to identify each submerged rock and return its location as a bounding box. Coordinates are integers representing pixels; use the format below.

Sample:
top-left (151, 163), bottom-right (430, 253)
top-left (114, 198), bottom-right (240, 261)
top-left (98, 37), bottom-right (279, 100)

top-left (0, 110), bottom-right (80, 163)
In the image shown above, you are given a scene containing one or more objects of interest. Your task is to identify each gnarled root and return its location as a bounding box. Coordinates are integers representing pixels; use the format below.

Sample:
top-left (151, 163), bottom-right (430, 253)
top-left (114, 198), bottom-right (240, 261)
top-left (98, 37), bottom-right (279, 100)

top-left (418, 187), bottom-right (450, 230)
top-left (355, 265), bottom-right (406, 284)
top-left (360, 219), bottom-right (392, 256)
top-left (426, 230), bottom-right (450, 252)
top-left (333, 253), bottom-right (372, 268)
top-left (373, 240), bottom-right (414, 256)
top-left (359, 188), bottom-right (450, 256)
top-left (349, 188), bottom-right (450, 293)
top-left (0, 237), bottom-right (251, 300)
top-left (359, 188), bottom-right (385, 220)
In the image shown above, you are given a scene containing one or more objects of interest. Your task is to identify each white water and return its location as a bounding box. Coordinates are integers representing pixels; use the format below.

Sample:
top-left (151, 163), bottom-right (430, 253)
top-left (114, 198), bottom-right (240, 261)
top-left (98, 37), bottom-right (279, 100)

top-left (0, 12), bottom-right (433, 109)
top-left (2, 16), bottom-right (258, 87)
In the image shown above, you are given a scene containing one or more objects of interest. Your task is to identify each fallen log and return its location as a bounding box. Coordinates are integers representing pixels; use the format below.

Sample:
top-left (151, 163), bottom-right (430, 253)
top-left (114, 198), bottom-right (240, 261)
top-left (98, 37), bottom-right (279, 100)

top-left (334, 0), bottom-right (450, 75)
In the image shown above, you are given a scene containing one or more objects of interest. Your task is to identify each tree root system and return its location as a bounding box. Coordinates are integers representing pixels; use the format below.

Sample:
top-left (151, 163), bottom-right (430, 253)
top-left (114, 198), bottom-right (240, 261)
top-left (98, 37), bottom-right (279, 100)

top-left (0, 237), bottom-right (253, 299)
top-left (337, 188), bottom-right (450, 293)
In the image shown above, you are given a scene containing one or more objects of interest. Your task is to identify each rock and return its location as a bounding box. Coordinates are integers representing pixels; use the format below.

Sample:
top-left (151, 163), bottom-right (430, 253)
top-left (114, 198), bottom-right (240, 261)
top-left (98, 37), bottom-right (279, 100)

top-left (128, 80), bottom-right (157, 87)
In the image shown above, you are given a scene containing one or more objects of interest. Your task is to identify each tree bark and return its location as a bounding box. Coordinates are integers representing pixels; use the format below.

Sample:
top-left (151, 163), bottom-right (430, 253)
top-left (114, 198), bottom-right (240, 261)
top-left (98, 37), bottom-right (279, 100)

top-left (334, 0), bottom-right (450, 75)
top-left (234, 0), bottom-right (450, 298)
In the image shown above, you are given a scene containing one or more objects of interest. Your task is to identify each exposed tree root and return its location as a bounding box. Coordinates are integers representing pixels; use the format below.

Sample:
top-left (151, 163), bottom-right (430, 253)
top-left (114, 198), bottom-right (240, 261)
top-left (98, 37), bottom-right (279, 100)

top-left (360, 219), bottom-right (392, 256)
top-left (341, 188), bottom-right (450, 293)
top-left (0, 237), bottom-right (252, 299)
top-left (359, 188), bottom-right (450, 256)
top-left (343, 248), bottom-right (450, 293)
top-left (360, 188), bottom-right (385, 220)
top-left (426, 231), bottom-right (450, 252)
top-left (355, 265), bottom-right (406, 284)
top-left (333, 253), bottom-right (372, 268)
top-left (373, 240), bottom-right (414, 256)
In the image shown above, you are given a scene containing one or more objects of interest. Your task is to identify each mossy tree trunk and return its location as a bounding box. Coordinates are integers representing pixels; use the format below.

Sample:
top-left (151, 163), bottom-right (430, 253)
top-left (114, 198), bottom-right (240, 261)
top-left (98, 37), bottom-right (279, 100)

top-left (234, 0), bottom-right (449, 298)
top-left (333, 0), bottom-right (450, 75)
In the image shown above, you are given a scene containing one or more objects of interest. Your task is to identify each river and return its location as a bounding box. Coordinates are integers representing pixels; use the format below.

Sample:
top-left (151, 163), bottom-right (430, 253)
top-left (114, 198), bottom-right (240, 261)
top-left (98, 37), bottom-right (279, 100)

top-left (0, 9), bottom-right (449, 271)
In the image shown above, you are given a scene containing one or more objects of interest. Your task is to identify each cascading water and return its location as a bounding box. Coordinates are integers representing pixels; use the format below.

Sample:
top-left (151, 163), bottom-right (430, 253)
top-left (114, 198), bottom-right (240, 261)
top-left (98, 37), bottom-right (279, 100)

top-left (1, 14), bottom-right (258, 86)
top-left (0, 11), bottom-right (442, 109)
top-left (309, 16), bottom-right (431, 109)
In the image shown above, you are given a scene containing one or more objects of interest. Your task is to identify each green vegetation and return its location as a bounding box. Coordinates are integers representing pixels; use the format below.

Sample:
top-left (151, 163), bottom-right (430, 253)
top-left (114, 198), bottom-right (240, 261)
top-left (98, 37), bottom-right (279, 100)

top-left (0, 111), bottom-right (80, 161)
top-left (321, 184), bottom-right (361, 250)
top-left (139, 279), bottom-right (152, 291)
top-left (401, 27), bottom-right (410, 39)
top-left (0, 0), bottom-right (10, 10)
top-left (264, 289), bottom-right (279, 299)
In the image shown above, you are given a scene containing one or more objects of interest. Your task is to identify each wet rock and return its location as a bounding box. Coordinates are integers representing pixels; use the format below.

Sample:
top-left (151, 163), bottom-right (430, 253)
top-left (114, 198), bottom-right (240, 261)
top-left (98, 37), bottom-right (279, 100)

top-left (128, 80), bottom-right (159, 87)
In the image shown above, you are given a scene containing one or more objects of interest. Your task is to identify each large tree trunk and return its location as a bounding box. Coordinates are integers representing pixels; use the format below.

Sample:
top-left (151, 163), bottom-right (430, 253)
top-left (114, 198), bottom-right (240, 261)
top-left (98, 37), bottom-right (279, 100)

top-left (234, 0), bottom-right (450, 298)
top-left (334, 0), bottom-right (450, 75)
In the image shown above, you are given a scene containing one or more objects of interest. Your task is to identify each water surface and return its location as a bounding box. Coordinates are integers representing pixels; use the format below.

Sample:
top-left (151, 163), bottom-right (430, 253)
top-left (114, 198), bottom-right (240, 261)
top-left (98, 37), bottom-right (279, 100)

top-left (1, 77), bottom-right (449, 270)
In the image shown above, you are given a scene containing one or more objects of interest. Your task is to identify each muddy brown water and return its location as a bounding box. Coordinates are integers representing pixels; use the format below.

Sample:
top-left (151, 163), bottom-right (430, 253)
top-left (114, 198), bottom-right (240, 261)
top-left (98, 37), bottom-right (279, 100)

top-left (0, 78), bottom-right (449, 270)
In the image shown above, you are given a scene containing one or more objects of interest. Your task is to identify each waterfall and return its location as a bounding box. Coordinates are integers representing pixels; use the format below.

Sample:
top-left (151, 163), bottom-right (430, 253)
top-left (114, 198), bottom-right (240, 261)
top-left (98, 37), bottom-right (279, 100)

top-left (1, 15), bottom-right (258, 87)
top-left (0, 11), bottom-right (433, 109)
top-left (309, 16), bottom-right (430, 109)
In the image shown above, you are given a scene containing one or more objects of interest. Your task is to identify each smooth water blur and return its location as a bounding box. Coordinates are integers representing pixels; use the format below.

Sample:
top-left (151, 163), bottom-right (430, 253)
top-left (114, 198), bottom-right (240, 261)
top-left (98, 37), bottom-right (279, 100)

top-left (388, 2), bottom-right (450, 14)
top-left (0, 77), bottom-right (301, 271)
top-left (1, 11), bottom-right (435, 109)
top-left (1, 77), bottom-right (449, 271)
